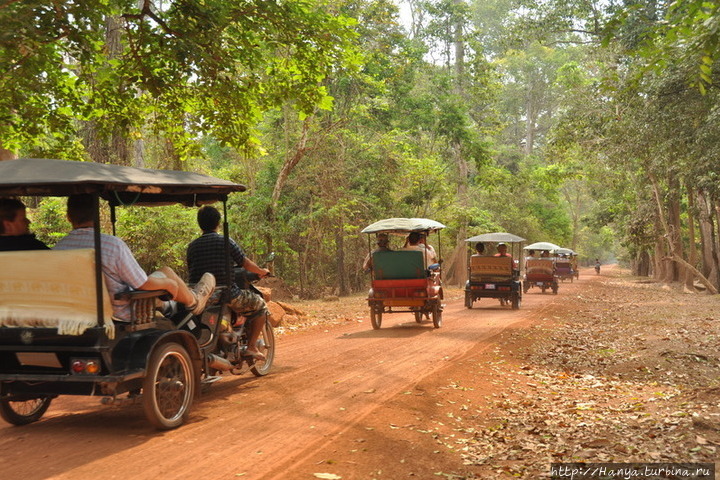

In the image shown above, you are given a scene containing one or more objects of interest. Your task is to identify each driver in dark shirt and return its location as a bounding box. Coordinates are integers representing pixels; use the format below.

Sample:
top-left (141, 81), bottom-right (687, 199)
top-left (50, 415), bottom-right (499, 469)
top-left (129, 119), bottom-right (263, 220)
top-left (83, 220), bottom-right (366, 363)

top-left (0, 198), bottom-right (49, 251)
top-left (187, 206), bottom-right (274, 360)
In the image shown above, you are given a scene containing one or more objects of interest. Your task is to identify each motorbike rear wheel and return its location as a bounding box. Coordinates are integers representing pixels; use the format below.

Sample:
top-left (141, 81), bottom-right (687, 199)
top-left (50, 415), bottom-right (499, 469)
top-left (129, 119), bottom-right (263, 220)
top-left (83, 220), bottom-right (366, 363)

top-left (250, 320), bottom-right (275, 377)
top-left (432, 302), bottom-right (442, 329)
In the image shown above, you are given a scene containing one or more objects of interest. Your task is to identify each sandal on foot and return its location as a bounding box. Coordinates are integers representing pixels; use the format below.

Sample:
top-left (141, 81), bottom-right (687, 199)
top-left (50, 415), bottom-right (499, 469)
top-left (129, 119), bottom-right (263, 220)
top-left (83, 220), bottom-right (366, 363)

top-left (246, 349), bottom-right (266, 361)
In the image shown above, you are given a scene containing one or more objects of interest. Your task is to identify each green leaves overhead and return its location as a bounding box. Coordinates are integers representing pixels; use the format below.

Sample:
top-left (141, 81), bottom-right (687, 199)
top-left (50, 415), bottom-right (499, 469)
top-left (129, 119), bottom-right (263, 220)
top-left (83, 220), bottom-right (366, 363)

top-left (0, 0), bottom-right (359, 156)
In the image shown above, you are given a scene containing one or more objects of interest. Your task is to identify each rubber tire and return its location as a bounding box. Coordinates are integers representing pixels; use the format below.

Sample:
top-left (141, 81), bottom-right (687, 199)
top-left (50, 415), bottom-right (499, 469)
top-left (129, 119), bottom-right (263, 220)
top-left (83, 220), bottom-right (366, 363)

top-left (0, 396), bottom-right (52, 426)
top-left (464, 291), bottom-right (473, 309)
top-left (552, 283), bottom-right (559, 294)
top-left (414, 311), bottom-right (424, 323)
top-left (432, 303), bottom-right (442, 329)
top-left (142, 342), bottom-right (195, 430)
top-left (511, 294), bottom-right (521, 310)
top-left (523, 282), bottom-right (529, 294)
top-left (370, 306), bottom-right (382, 330)
top-left (541, 286), bottom-right (546, 294)
top-left (250, 320), bottom-right (275, 377)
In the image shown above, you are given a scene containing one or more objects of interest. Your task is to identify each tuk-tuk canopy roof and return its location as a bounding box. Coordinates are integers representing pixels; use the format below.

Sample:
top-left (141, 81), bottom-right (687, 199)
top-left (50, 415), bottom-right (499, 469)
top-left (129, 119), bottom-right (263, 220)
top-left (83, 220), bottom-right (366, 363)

top-left (0, 158), bottom-right (246, 206)
top-left (465, 232), bottom-right (526, 243)
top-left (555, 247), bottom-right (576, 256)
top-left (524, 241), bottom-right (562, 251)
top-left (361, 217), bottom-right (446, 234)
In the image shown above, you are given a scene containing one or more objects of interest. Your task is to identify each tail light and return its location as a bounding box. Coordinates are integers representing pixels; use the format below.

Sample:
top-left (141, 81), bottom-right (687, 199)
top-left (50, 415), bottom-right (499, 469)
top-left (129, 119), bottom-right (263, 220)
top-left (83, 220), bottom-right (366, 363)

top-left (70, 358), bottom-right (101, 375)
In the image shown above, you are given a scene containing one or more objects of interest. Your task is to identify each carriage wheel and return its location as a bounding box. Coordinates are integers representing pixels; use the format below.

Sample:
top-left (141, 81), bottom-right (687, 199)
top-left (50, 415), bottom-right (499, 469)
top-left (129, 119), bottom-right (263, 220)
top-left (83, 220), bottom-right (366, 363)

top-left (142, 342), bottom-right (195, 430)
top-left (0, 396), bottom-right (52, 426)
top-left (370, 304), bottom-right (382, 330)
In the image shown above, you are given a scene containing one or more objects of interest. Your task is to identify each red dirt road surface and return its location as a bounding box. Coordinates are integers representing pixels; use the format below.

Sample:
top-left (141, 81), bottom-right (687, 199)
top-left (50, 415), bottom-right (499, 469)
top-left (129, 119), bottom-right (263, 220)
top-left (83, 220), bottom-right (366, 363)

top-left (0, 271), bottom-right (589, 480)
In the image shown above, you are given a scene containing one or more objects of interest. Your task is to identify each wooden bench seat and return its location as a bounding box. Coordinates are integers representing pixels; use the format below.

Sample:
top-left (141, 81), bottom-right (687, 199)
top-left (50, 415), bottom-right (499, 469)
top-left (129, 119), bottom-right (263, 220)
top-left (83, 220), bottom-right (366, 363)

top-left (525, 258), bottom-right (555, 280)
top-left (469, 255), bottom-right (513, 282)
top-left (0, 249), bottom-right (115, 337)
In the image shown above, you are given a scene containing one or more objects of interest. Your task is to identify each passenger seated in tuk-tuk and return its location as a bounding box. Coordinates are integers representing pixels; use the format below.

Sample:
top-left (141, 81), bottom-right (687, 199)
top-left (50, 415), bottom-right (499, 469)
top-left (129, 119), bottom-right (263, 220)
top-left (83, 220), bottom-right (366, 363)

top-left (472, 242), bottom-right (485, 256)
top-left (494, 242), bottom-right (511, 258)
top-left (402, 232), bottom-right (433, 265)
top-left (54, 194), bottom-right (215, 322)
top-left (418, 233), bottom-right (438, 264)
top-left (363, 233), bottom-right (391, 272)
top-left (0, 198), bottom-right (49, 251)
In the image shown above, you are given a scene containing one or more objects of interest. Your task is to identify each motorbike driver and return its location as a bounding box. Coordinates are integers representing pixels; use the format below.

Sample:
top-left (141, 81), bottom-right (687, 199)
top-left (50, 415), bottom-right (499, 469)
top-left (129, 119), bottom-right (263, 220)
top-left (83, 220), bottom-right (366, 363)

top-left (186, 205), bottom-right (274, 360)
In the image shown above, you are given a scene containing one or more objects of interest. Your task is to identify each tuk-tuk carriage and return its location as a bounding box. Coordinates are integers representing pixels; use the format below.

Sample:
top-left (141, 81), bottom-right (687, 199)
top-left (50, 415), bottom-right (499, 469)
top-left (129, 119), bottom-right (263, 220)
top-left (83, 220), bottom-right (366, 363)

top-left (554, 248), bottom-right (576, 282)
top-left (523, 241), bottom-right (561, 294)
top-left (362, 218), bottom-right (444, 330)
top-left (464, 232), bottom-right (525, 310)
top-left (0, 158), bottom-right (273, 430)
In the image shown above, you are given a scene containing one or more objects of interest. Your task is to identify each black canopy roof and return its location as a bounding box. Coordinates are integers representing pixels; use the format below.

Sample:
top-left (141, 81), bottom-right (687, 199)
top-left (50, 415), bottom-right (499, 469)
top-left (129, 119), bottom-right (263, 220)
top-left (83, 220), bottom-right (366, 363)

top-left (0, 158), bottom-right (246, 206)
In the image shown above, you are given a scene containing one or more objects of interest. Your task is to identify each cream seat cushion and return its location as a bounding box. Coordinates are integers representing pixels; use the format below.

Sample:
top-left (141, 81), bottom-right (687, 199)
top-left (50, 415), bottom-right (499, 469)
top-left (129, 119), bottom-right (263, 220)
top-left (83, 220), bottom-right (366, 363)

top-left (0, 248), bottom-right (114, 337)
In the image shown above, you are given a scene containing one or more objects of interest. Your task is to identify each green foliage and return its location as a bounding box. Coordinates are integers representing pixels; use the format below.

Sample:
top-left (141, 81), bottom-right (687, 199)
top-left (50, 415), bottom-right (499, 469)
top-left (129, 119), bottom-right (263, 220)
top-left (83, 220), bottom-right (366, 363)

top-left (116, 206), bottom-right (196, 275)
top-left (1, 0), bottom-right (360, 158)
top-left (30, 198), bottom-right (70, 246)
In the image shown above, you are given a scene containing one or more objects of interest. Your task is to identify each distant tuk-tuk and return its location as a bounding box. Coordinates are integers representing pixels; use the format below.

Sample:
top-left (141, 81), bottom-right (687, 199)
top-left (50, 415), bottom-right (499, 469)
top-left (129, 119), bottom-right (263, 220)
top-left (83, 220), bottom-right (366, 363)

top-left (523, 241), bottom-right (561, 294)
top-left (362, 218), bottom-right (445, 329)
top-left (464, 232), bottom-right (525, 310)
top-left (554, 247), bottom-right (577, 282)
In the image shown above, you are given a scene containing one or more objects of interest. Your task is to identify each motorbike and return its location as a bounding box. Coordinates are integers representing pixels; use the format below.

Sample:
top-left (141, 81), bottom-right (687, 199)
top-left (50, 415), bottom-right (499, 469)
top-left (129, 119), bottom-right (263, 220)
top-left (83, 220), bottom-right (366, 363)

top-left (159, 254), bottom-right (277, 389)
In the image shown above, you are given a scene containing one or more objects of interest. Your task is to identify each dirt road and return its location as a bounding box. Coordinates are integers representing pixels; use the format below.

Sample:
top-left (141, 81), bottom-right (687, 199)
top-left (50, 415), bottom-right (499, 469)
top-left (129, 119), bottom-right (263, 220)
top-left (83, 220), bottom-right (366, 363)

top-left (0, 273), bottom-right (585, 480)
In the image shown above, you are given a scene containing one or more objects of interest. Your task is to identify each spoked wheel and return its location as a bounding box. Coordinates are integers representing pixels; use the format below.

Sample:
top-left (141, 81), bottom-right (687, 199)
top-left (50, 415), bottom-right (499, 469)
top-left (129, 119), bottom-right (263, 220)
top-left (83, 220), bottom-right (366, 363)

top-left (414, 310), bottom-right (424, 323)
top-left (464, 291), bottom-right (473, 309)
top-left (432, 303), bottom-right (442, 329)
top-left (143, 342), bottom-right (196, 430)
top-left (370, 304), bottom-right (382, 330)
top-left (0, 396), bottom-right (52, 426)
top-left (250, 320), bottom-right (275, 377)
top-left (552, 284), bottom-right (559, 294)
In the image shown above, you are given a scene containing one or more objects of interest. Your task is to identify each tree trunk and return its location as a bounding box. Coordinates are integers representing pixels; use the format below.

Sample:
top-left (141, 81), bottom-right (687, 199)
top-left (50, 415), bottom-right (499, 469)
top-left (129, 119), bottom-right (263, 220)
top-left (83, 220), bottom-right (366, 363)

top-left (653, 235), bottom-right (666, 282)
top-left (0, 146), bottom-right (16, 161)
top-left (667, 181), bottom-right (682, 283)
top-left (336, 223), bottom-right (348, 296)
top-left (684, 187), bottom-right (698, 290)
top-left (696, 190), bottom-right (717, 286)
top-left (636, 250), bottom-right (651, 276)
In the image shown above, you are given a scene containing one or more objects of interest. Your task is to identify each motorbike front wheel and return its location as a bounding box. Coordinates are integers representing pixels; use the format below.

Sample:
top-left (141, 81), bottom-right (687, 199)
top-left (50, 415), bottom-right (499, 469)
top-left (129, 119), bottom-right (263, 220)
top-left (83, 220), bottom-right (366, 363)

top-left (0, 396), bottom-right (52, 426)
top-left (250, 320), bottom-right (275, 377)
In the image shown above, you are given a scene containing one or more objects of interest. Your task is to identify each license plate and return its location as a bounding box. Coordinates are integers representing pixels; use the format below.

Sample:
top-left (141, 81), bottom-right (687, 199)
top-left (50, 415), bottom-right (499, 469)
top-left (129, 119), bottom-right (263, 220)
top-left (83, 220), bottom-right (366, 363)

top-left (536, 282), bottom-right (543, 286)
top-left (484, 284), bottom-right (496, 290)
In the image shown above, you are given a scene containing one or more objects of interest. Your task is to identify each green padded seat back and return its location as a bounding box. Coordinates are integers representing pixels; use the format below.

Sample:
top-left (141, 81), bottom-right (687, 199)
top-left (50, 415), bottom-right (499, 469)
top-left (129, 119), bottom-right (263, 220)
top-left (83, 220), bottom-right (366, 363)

top-left (372, 250), bottom-right (426, 280)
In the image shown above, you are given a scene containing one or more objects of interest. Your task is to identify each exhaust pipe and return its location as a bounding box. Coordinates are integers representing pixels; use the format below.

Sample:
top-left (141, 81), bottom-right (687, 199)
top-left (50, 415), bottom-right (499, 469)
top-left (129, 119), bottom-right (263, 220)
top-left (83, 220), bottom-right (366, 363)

top-left (207, 354), bottom-right (234, 372)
